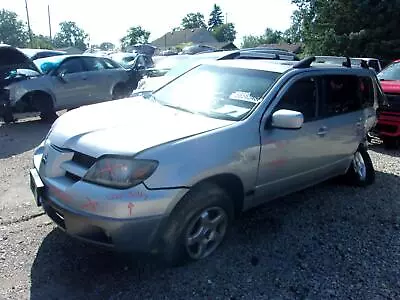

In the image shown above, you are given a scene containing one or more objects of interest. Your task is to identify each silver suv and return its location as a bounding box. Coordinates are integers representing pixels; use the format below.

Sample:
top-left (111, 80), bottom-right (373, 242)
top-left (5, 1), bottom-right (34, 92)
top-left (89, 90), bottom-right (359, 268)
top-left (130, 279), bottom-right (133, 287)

top-left (30, 57), bottom-right (380, 266)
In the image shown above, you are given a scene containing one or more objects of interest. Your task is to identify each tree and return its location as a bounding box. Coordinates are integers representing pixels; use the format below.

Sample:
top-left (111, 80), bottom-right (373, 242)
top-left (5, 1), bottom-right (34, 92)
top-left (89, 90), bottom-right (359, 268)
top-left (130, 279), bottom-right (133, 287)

top-left (241, 28), bottom-right (284, 48)
top-left (208, 4), bottom-right (224, 30)
top-left (31, 34), bottom-right (54, 49)
top-left (120, 26), bottom-right (150, 50)
top-left (99, 42), bottom-right (115, 51)
top-left (290, 0), bottom-right (400, 59)
top-left (181, 13), bottom-right (206, 29)
top-left (0, 9), bottom-right (29, 47)
top-left (212, 23), bottom-right (236, 42)
top-left (53, 21), bottom-right (89, 51)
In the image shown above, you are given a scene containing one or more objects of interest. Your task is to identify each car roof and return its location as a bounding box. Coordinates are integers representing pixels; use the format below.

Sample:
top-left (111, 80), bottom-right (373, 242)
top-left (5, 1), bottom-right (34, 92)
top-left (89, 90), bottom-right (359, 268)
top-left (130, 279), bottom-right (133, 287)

top-left (201, 59), bottom-right (295, 73)
top-left (199, 58), bottom-right (376, 76)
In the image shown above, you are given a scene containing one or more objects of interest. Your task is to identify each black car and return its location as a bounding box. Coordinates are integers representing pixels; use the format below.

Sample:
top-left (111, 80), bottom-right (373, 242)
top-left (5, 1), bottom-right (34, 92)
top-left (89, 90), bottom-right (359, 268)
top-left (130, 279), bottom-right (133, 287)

top-left (108, 52), bottom-right (154, 90)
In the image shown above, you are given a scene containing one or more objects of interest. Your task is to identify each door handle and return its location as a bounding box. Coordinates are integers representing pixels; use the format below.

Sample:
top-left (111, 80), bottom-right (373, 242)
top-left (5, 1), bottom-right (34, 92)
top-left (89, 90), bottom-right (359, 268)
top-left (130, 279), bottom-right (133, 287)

top-left (81, 76), bottom-right (88, 80)
top-left (317, 126), bottom-right (328, 136)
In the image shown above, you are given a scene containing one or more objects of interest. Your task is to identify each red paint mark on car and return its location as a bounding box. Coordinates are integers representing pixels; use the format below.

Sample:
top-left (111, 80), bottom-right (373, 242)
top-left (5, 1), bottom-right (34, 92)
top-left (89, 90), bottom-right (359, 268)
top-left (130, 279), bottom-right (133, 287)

top-left (128, 202), bottom-right (135, 216)
top-left (82, 197), bottom-right (97, 212)
top-left (268, 159), bottom-right (287, 167)
top-left (106, 191), bottom-right (148, 201)
top-left (49, 186), bottom-right (73, 202)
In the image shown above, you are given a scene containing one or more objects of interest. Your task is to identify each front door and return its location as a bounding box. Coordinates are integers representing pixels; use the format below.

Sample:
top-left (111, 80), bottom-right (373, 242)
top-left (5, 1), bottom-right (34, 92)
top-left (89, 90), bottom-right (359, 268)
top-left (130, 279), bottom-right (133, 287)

top-left (255, 75), bottom-right (332, 204)
top-left (51, 57), bottom-right (93, 109)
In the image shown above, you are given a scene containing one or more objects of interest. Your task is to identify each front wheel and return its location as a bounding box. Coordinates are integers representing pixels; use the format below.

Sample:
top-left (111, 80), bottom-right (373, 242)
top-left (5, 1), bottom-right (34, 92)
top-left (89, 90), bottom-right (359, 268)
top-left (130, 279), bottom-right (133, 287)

top-left (160, 182), bottom-right (234, 267)
top-left (344, 145), bottom-right (375, 187)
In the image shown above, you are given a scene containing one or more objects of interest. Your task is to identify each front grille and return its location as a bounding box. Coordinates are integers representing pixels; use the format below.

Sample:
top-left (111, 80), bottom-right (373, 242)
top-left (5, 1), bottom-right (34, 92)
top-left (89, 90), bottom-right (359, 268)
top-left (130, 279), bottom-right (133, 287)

top-left (72, 151), bottom-right (96, 169)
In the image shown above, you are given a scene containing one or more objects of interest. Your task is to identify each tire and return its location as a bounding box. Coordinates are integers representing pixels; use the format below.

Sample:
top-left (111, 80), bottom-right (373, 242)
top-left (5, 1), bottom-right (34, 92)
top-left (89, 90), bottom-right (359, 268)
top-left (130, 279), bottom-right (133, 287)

top-left (2, 109), bottom-right (15, 124)
top-left (160, 182), bottom-right (234, 267)
top-left (382, 137), bottom-right (400, 149)
top-left (112, 84), bottom-right (128, 100)
top-left (344, 145), bottom-right (375, 187)
top-left (30, 93), bottom-right (58, 123)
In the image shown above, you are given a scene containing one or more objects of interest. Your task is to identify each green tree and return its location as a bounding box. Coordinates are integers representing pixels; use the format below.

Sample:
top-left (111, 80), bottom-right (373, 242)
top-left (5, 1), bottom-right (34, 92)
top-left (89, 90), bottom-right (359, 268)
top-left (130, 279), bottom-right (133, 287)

top-left (241, 28), bottom-right (284, 48)
top-left (181, 13), bottom-right (206, 29)
top-left (99, 42), bottom-right (115, 51)
top-left (120, 26), bottom-right (150, 50)
top-left (212, 23), bottom-right (236, 42)
top-left (291, 0), bottom-right (400, 59)
top-left (208, 4), bottom-right (224, 30)
top-left (53, 21), bottom-right (89, 51)
top-left (0, 9), bottom-right (29, 47)
top-left (31, 34), bottom-right (54, 49)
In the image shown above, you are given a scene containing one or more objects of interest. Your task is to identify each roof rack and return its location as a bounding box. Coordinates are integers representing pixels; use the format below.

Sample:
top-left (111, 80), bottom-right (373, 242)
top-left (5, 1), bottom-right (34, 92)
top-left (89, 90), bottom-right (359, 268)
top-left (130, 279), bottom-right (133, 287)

top-left (293, 55), bottom-right (373, 70)
top-left (342, 56), bottom-right (351, 68)
top-left (293, 56), bottom-right (316, 68)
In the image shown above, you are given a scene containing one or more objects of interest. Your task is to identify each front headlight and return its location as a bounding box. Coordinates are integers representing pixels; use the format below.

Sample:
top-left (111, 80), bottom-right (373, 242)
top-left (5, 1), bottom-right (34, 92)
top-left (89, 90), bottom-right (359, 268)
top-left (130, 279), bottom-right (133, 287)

top-left (83, 157), bottom-right (158, 189)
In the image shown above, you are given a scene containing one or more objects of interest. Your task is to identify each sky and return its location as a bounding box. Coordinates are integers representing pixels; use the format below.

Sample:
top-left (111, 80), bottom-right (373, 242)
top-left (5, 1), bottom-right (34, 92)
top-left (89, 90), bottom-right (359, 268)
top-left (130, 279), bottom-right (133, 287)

top-left (1, 0), bottom-right (296, 46)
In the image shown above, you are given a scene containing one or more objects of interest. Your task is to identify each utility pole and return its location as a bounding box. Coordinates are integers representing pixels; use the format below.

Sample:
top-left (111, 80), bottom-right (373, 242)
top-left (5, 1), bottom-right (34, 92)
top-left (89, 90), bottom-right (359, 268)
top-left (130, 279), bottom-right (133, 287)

top-left (48, 4), bottom-right (52, 40)
top-left (225, 13), bottom-right (228, 24)
top-left (24, 0), bottom-right (33, 47)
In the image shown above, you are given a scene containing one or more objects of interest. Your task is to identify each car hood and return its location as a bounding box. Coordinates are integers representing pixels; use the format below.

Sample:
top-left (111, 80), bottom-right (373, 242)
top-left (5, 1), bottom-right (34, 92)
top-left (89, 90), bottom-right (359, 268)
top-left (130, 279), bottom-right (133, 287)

top-left (48, 96), bottom-right (234, 157)
top-left (0, 45), bottom-right (40, 74)
top-left (380, 80), bottom-right (400, 94)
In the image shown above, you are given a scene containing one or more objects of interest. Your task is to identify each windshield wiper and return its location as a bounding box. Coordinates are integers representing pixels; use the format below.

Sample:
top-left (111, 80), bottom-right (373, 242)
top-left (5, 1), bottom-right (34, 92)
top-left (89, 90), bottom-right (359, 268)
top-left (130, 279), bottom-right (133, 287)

top-left (160, 103), bottom-right (196, 114)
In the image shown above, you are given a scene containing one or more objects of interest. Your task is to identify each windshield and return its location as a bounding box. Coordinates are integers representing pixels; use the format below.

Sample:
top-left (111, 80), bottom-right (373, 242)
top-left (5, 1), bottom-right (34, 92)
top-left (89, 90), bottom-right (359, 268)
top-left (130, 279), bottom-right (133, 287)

top-left (152, 64), bottom-right (280, 121)
top-left (34, 55), bottom-right (66, 73)
top-left (378, 62), bottom-right (400, 81)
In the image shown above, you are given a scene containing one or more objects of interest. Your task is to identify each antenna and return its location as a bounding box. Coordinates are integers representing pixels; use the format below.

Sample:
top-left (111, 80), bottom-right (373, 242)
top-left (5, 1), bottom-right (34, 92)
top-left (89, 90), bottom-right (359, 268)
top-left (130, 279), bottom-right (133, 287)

top-left (342, 56), bottom-right (351, 68)
top-left (293, 56), bottom-right (316, 69)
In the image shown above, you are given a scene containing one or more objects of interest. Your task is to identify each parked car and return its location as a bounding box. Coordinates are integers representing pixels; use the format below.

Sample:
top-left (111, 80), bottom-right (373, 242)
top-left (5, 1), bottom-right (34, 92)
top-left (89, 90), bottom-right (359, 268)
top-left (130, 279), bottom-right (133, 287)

top-left (181, 44), bottom-right (217, 54)
top-left (108, 52), bottom-right (154, 90)
top-left (30, 56), bottom-right (379, 266)
top-left (19, 48), bottom-right (67, 60)
top-left (369, 59), bottom-right (400, 148)
top-left (0, 47), bottom-right (130, 123)
top-left (315, 56), bottom-right (382, 73)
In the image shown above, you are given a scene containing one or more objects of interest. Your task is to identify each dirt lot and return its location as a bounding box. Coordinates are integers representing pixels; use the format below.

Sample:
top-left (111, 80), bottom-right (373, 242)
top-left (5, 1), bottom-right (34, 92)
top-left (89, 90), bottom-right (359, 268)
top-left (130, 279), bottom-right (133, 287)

top-left (0, 117), bottom-right (399, 300)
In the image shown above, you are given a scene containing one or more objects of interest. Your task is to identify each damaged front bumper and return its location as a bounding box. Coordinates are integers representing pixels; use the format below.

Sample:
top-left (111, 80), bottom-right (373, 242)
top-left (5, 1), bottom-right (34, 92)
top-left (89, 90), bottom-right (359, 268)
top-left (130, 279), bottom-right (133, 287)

top-left (0, 89), bottom-right (11, 117)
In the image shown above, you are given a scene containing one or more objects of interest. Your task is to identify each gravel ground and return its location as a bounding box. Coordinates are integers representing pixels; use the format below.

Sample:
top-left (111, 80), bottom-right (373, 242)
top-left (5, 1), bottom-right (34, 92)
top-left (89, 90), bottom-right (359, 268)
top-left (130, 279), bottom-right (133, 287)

top-left (0, 117), bottom-right (399, 300)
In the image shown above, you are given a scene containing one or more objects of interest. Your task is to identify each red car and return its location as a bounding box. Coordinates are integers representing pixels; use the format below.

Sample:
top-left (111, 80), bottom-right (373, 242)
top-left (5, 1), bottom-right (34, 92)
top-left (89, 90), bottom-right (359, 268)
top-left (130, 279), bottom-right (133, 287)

top-left (372, 59), bottom-right (400, 148)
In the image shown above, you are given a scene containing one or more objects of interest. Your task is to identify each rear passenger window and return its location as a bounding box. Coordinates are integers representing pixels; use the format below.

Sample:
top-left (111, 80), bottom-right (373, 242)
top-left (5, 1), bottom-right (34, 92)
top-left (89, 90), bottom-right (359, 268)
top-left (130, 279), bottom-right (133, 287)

top-left (274, 77), bottom-right (318, 122)
top-left (358, 77), bottom-right (374, 108)
top-left (321, 75), bottom-right (362, 117)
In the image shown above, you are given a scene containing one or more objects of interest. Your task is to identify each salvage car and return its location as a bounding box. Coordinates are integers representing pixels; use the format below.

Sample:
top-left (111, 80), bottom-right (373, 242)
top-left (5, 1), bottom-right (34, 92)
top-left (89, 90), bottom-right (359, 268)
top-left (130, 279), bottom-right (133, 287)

top-left (30, 57), bottom-right (379, 266)
top-left (370, 59), bottom-right (400, 148)
top-left (0, 46), bottom-right (130, 123)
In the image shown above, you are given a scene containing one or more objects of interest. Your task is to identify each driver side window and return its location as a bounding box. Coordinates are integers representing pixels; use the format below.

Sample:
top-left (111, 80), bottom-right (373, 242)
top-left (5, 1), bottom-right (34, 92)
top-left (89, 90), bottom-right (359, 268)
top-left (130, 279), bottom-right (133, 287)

top-left (274, 77), bottom-right (318, 122)
top-left (57, 58), bottom-right (84, 75)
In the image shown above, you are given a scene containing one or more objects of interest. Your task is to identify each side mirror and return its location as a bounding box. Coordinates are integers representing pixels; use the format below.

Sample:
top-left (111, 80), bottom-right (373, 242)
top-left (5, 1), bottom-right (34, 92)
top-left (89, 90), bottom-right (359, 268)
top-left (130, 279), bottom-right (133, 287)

top-left (271, 109), bottom-right (304, 129)
top-left (56, 71), bottom-right (67, 82)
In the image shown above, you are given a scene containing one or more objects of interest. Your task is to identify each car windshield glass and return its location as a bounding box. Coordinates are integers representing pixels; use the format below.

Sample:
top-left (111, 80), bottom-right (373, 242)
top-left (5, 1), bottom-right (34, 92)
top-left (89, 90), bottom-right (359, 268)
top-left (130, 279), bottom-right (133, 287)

top-left (34, 55), bottom-right (66, 73)
top-left (153, 64), bottom-right (280, 121)
top-left (378, 62), bottom-right (400, 81)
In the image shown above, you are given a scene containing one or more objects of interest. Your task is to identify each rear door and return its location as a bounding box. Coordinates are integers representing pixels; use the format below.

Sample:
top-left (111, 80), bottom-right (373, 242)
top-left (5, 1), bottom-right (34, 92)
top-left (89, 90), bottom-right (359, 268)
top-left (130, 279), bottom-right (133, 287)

top-left (80, 56), bottom-right (114, 103)
top-left (318, 75), bottom-right (365, 169)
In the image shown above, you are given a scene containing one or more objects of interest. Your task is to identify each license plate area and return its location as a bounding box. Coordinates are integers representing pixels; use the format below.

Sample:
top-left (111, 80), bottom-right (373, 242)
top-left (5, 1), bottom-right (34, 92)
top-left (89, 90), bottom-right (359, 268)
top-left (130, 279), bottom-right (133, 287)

top-left (30, 168), bottom-right (44, 207)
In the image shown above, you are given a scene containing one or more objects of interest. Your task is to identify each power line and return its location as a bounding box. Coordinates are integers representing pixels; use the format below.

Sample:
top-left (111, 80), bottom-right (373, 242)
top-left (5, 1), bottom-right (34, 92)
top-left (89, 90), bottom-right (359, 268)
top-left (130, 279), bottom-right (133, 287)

top-left (24, 0), bottom-right (33, 47)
